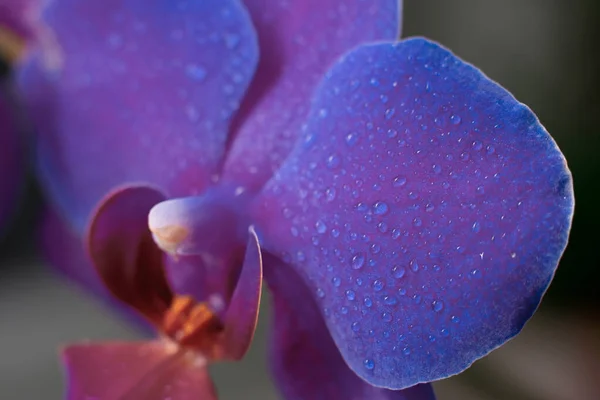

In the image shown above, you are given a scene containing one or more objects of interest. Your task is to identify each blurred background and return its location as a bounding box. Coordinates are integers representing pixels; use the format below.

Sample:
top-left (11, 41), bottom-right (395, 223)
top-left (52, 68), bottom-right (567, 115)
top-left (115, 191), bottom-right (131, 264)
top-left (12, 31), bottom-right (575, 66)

top-left (0, 1), bottom-right (598, 399)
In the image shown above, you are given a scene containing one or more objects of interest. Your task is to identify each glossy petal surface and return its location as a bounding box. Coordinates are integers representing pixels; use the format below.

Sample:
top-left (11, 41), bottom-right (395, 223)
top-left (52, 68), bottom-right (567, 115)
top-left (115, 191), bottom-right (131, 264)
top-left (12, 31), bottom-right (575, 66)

top-left (63, 341), bottom-right (217, 400)
top-left (253, 39), bottom-right (574, 389)
top-left (222, 0), bottom-right (401, 190)
top-left (222, 226), bottom-right (263, 360)
top-left (0, 94), bottom-right (23, 232)
top-left (265, 257), bottom-right (436, 400)
top-left (19, 0), bottom-right (258, 232)
top-left (87, 186), bottom-right (170, 326)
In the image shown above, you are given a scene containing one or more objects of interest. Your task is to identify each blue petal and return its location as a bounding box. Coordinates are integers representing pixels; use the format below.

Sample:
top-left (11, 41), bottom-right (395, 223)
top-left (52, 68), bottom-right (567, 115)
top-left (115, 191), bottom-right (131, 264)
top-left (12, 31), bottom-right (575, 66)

top-left (18, 0), bottom-right (258, 232)
top-left (222, 0), bottom-right (401, 191)
top-left (252, 38), bottom-right (574, 389)
top-left (265, 257), bottom-right (436, 399)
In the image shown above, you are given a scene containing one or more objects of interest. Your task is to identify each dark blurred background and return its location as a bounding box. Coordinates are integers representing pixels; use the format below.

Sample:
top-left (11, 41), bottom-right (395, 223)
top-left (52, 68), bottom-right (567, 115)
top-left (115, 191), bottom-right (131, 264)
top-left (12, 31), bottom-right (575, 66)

top-left (0, 1), bottom-right (598, 399)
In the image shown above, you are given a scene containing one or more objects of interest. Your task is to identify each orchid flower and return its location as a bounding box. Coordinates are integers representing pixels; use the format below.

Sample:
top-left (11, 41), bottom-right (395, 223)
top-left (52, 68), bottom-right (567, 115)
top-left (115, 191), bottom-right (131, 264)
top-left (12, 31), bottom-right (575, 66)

top-left (19, 0), bottom-right (574, 399)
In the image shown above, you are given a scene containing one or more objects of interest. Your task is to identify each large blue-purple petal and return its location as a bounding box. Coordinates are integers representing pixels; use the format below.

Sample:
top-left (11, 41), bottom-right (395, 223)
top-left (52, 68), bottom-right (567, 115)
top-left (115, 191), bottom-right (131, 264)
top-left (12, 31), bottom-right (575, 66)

top-left (264, 257), bottom-right (435, 399)
top-left (222, 0), bottom-right (401, 191)
top-left (253, 38), bottom-right (574, 389)
top-left (18, 0), bottom-right (258, 232)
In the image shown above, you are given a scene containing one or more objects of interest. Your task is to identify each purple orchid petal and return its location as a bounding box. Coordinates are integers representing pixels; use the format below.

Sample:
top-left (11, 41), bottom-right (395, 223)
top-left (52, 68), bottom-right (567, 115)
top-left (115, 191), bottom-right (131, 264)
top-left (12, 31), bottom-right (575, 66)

top-left (0, 95), bottom-right (23, 233)
top-left (18, 0), bottom-right (258, 232)
top-left (253, 38), bottom-right (574, 389)
top-left (222, 0), bottom-right (401, 191)
top-left (0, 1), bottom-right (37, 54)
top-left (63, 341), bottom-right (217, 400)
top-left (87, 185), bottom-right (171, 327)
top-left (264, 257), bottom-right (435, 399)
top-left (221, 226), bottom-right (263, 360)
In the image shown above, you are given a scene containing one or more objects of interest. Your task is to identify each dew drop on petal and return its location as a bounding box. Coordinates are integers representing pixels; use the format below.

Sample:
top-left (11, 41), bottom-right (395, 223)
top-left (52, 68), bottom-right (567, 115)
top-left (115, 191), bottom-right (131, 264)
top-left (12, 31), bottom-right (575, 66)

top-left (351, 254), bottom-right (365, 269)
top-left (392, 265), bottom-right (406, 279)
top-left (432, 300), bottom-right (444, 312)
top-left (372, 201), bottom-right (389, 215)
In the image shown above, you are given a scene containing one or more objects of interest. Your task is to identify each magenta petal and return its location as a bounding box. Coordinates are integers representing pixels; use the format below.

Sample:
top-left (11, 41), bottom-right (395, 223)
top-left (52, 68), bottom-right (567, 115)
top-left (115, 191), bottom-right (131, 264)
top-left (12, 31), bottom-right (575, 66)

top-left (253, 39), bottom-right (573, 389)
top-left (87, 185), bottom-right (172, 327)
top-left (265, 258), bottom-right (435, 400)
top-left (63, 341), bottom-right (217, 400)
top-left (222, 226), bottom-right (263, 360)
top-left (19, 0), bottom-right (258, 232)
top-left (222, 0), bottom-right (401, 190)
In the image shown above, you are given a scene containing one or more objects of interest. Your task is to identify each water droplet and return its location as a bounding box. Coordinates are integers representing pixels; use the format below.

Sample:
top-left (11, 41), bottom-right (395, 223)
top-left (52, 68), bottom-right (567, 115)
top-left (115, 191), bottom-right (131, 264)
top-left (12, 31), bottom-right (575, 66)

top-left (346, 289), bottom-right (356, 301)
top-left (382, 312), bottom-right (393, 322)
top-left (432, 164), bottom-right (442, 174)
top-left (440, 328), bottom-right (450, 337)
top-left (432, 300), bottom-right (444, 312)
top-left (363, 359), bottom-right (374, 370)
top-left (325, 187), bottom-right (336, 202)
top-left (391, 229), bottom-right (401, 239)
top-left (413, 217), bottom-right (422, 227)
top-left (351, 254), bottom-right (365, 269)
top-left (384, 295), bottom-right (397, 305)
top-left (410, 259), bottom-right (419, 272)
top-left (327, 153), bottom-right (341, 169)
top-left (364, 297), bottom-right (373, 307)
top-left (332, 277), bottom-right (341, 287)
top-left (315, 220), bottom-right (327, 234)
top-left (451, 315), bottom-right (461, 324)
top-left (472, 221), bottom-right (481, 233)
top-left (387, 128), bottom-right (398, 138)
top-left (290, 226), bottom-right (299, 237)
top-left (486, 145), bottom-right (496, 154)
top-left (316, 288), bottom-right (325, 298)
top-left (450, 114), bottom-right (461, 125)
top-left (428, 335), bottom-right (436, 342)
top-left (413, 294), bottom-right (422, 304)
top-left (425, 203), bottom-right (435, 212)
top-left (224, 33), bottom-right (240, 49)
top-left (385, 108), bottom-right (396, 119)
top-left (398, 288), bottom-right (407, 296)
top-left (373, 201), bottom-right (389, 215)
top-left (296, 251), bottom-right (305, 262)
top-left (330, 228), bottom-right (340, 238)
top-left (402, 346), bottom-right (411, 355)
top-left (345, 132), bottom-right (359, 146)
top-left (377, 222), bottom-right (388, 233)
top-left (351, 321), bottom-right (360, 332)
top-left (393, 176), bottom-right (407, 187)
top-left (392, 265), bottom-right (406, 279)
top-left (470, 269), bottom-right (482, 279)
top-left (370, 243), bottom-right (381, 254)
top-left (186, 64), bottom-right (207, 81)
top-left (373, 279), bottom-right (384, 291)
top-left (472, 140), bottom-right (483, 151)
top-left (476, 186), bottom-right (485, 195)
top-left (340, 306), bottom-right (348, 314)
top-left (460, 152), bottom-right (470, 161)
top-left (511, 252), bottom-right (517, 259)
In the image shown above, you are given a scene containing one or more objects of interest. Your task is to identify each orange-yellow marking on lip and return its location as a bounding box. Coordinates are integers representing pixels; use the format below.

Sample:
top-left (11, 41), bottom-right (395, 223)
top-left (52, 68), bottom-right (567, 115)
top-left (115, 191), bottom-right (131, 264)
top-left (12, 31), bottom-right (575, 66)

top-left (161, 295), bottom-right (223, 353)
top-left (150, 224), bottom-right (190, 255)
top-left (0, 24), bottom-right (26, 64)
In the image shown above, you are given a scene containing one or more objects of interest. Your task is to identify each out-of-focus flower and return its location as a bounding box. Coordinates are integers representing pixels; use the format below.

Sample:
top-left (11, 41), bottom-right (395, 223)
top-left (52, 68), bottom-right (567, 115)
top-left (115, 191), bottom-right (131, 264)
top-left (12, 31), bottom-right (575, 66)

top-left (19, 0), bottom-right (573, 399)
top-left (0, 0), bottom-right (39, 235)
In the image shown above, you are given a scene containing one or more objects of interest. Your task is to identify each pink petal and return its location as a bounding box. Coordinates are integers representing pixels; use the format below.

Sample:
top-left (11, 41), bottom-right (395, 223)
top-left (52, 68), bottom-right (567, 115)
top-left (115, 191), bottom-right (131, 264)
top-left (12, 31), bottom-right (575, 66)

top-left (63, 341), bottom-right (217, 400)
